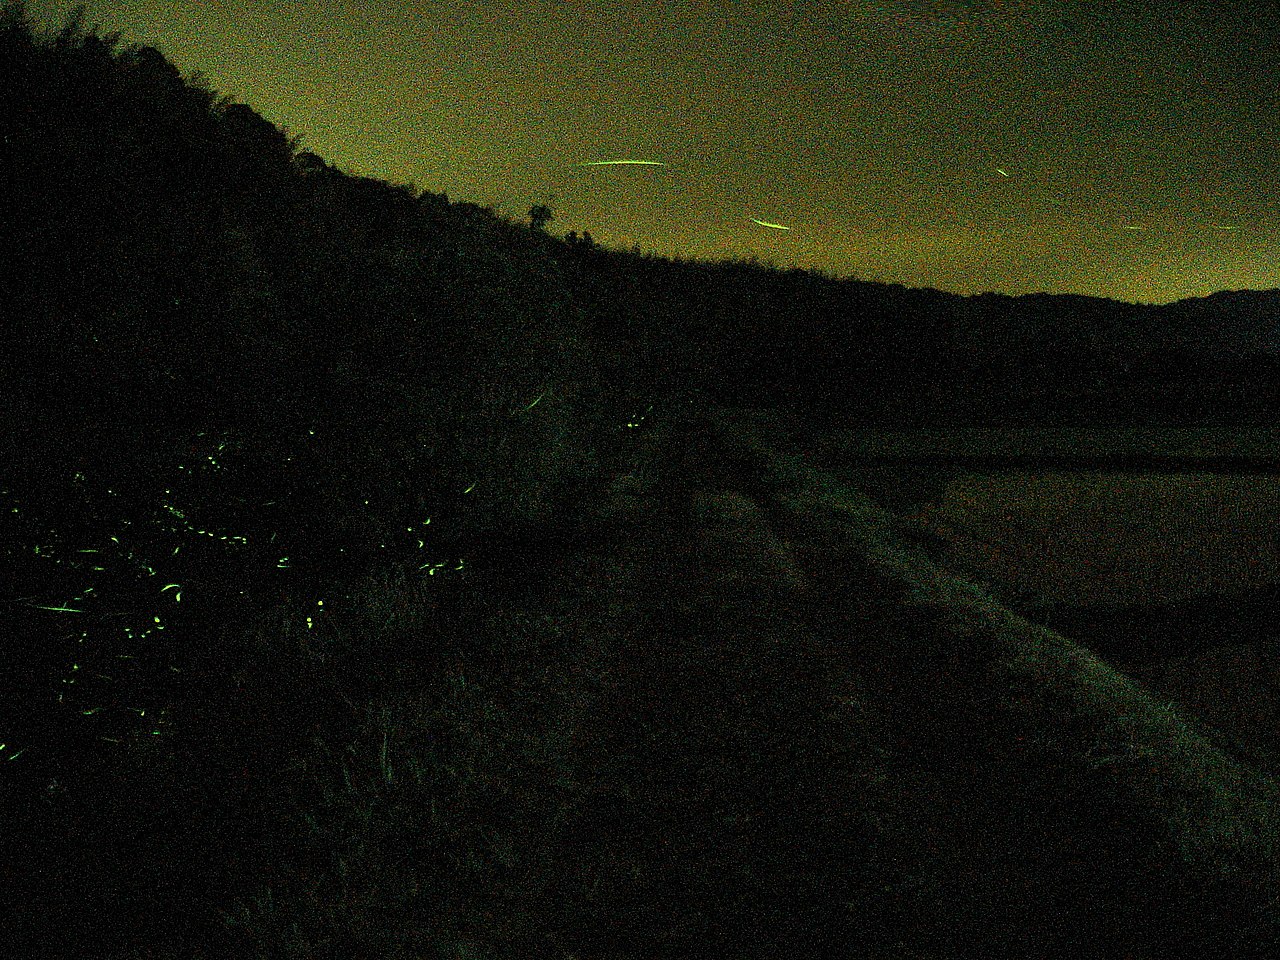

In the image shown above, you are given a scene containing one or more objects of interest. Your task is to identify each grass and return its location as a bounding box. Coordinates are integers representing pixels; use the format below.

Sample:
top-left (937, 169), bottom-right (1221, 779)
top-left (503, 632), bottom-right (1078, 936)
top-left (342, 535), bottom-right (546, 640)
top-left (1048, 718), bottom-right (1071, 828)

top-left (11, 404), bottom-right (1280, 958)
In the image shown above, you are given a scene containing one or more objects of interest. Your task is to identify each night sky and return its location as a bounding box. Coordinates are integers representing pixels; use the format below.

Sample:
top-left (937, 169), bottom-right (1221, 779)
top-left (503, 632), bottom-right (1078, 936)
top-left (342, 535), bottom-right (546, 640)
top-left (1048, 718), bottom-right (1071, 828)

top-left (30, 0), bottom-right (1280, 304)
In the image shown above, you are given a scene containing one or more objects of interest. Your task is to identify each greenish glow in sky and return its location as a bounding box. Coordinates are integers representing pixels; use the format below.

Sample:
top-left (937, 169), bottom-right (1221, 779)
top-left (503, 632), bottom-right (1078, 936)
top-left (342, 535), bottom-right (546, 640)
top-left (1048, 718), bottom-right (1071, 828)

top-left (31, 0), bottom-right (1280, 304)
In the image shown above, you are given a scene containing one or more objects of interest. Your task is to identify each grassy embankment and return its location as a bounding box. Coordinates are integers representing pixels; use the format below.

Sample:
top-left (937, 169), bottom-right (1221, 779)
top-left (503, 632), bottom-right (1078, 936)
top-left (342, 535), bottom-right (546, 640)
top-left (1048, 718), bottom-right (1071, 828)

top-left (20, 405), bottom-right (1280, 958)
top-left (698, 409), bottom-right (1280, 954)
top-left (810, 422), bottom-right (1280, 782)
top-left (212, 409), bottom-right (1280, 954)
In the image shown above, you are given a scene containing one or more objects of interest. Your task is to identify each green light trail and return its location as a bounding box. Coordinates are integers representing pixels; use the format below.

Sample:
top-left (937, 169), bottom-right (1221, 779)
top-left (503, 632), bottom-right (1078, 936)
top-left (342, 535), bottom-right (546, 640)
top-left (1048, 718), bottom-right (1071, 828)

top-left (575, 160), bottom-right (667, 166)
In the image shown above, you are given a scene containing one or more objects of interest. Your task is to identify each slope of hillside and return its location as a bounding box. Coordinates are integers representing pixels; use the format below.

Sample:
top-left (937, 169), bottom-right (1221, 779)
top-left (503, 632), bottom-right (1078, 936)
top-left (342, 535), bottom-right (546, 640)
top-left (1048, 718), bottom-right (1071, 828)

top-left (548, 403), bottom-right (1280, 957)
top-left (49, 402), bottom-right (1238, 959)
top-left (203, 401), bottom-right (1276, 959)
top-left (22, 399), bottom-right (1276, 959)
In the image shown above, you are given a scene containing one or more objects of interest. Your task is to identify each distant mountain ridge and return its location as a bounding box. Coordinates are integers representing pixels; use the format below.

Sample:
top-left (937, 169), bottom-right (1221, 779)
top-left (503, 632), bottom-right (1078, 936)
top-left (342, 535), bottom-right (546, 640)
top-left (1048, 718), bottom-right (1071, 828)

top-left (944, 287), bottom-right (1280, 358)
top-left (1156, 288), bottom-right (1280, 355)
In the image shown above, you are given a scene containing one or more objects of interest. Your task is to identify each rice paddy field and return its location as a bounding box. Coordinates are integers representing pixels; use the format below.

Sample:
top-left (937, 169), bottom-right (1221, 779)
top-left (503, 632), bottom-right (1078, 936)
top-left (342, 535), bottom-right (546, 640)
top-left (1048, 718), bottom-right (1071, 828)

top-left (819, 426), bottom-right (1280, 461)
top-left (906, 471), bottom-right (1280, 609)
top-left (808, 425), bottom-right (1280, 611)
top-left (792, 417), bottom-right (1280, 788)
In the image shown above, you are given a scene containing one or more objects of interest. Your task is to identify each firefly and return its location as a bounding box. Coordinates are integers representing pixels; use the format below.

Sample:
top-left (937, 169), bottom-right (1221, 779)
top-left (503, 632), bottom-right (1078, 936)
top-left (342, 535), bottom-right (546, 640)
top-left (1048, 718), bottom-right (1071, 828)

top-left (750, 217), bottom-right (792, 231)
top-left (575, 160), bottom-right (667, 166)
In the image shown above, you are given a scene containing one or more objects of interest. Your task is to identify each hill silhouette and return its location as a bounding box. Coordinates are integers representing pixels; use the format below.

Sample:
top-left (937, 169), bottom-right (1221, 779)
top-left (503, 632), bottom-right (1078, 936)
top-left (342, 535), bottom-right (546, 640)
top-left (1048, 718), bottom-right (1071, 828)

top-left (5, 6), bottom-right (1280, 958)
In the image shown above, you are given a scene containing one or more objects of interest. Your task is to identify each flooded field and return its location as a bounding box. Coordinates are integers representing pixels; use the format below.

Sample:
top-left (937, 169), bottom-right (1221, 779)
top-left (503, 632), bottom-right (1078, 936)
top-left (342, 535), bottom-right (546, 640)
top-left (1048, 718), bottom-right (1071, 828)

top-left (813, 426), bottom-right (1280, 607)
top-left (811, 426), bottom-right (1280, 767)
top-left (906, 471), bottom-right (1280, 610)
top-left (819, 426), bottom-right (1280, 461)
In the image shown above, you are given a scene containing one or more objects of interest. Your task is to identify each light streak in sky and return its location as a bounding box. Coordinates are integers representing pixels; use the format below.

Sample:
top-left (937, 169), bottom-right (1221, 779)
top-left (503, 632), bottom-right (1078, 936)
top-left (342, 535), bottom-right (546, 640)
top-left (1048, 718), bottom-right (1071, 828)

top-left (750, 217), bottom-right (792, 230)
top-left (575, 160), bottom-right (667, 166)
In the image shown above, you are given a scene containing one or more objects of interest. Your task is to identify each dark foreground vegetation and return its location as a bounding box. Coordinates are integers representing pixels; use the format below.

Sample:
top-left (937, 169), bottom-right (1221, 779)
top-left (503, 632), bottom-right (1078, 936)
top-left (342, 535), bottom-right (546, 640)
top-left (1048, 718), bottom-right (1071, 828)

top-left (5, 6), bottom-right (1280, 957)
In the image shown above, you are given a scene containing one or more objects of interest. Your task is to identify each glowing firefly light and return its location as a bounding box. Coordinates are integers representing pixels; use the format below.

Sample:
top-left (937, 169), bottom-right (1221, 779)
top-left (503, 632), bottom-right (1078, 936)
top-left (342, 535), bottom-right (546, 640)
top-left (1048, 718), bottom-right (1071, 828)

top-left (575, 159), bottom-right (667, 166)
top-left (750, 217), bottom-right (792, 230)
top-left (995, 168), bottom-right (1010, 177)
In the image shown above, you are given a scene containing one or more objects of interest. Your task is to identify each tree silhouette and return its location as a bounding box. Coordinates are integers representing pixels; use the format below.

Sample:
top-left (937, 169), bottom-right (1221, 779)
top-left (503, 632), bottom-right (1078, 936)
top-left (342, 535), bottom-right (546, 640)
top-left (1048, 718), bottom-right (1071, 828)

top-left (529, 203), bottom-right (553, 231)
